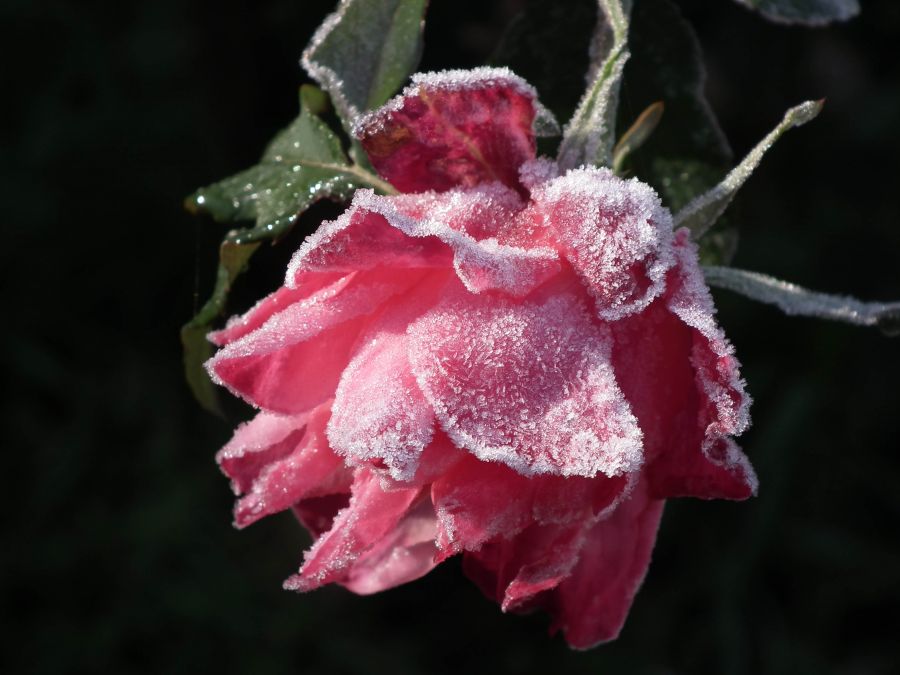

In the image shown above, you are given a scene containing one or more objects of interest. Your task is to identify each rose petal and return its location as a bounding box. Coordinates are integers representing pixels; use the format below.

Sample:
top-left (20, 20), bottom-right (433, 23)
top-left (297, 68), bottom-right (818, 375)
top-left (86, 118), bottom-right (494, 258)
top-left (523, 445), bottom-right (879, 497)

top-left (657, 230), bottom-right (756, 499)
top-left (233, 404), bottom-right (353, 528)
top-left (355, 67), bottom-right (547, 193)
top-left (284, 470), bottom-right (423, 591)
top-left (529, 167), bottom-right (675, 321)
top-left (288, 189), bottom-right (559, 298)
top-left (210, 272), bottom-right (347, 347)
top-left (206, 269), bottom-right (425, 413)
top-left (341, 497), bottom-right (439, 595)
top-left (216, 411), bottom-right (310, 495)
top-left (551, 480), bottom-right (665, 649)
top-left (431, 455), bottom-right (533, 557)
top-left (408, 283), bottom-right (643, 478)
top-left (328, 330), bottom-right (435, 482)
top-left (606, 232), bottom-right (756, 501)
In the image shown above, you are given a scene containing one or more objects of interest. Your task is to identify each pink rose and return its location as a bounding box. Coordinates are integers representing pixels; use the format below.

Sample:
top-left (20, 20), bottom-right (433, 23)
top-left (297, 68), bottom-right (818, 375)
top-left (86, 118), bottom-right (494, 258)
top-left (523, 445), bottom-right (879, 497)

top-left (207, 67), bottom-right (756, 649)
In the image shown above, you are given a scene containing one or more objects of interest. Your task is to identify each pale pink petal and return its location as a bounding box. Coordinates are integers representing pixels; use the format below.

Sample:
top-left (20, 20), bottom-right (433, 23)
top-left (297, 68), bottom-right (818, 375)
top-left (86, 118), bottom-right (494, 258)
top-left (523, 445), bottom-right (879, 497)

top-left (233, 404), bottom-right (353, 528)
top-left (551, 480), bottom-right (665, 649)
top-left (528, 167), bottom-right (675, 321)
top-left (284, 470), bottom-right (423, 592)
top-left (355, 67), bottom-right (545, 193)
top-left (408, 283), bottom-right (643, 478)
top-left (341, 498), bottom-right (440, 595)
top-left (216, 411), bottom-right (310, 495)
top-left (205, 269), bottom-right (425, 413)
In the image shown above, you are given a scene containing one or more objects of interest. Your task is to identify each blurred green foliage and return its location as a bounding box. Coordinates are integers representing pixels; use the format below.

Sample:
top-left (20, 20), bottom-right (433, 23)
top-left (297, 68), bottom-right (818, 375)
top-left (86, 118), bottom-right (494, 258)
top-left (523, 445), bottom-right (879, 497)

top-left (2, 1), bottom-right (899, 673)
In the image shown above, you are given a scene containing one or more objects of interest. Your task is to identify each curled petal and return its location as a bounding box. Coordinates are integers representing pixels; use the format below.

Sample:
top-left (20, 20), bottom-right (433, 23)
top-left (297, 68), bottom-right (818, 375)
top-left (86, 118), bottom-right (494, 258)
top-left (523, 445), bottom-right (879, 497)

top-left (662, 230), bottom-right (756, 499)
top-left (284, 470), bottom-right (425, 592)
top-left (216, 411), bottom-right (310, 495)
top-left (529, 167), bottom-right (675, 321)
top-left (341, 498), bottom-right (440, 595)
top-left (230, 404), bottom-right (352, 528)
top-left (551, 481), bottom-right (665, 649)
top-left (355, 67), bottom-right (551, 193)
top-left (408, 284), bottom-right (643, 478)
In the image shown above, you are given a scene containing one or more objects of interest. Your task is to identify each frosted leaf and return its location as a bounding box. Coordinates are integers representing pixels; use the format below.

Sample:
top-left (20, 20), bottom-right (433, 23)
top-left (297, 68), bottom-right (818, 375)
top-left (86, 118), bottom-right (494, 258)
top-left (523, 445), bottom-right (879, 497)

top-left (531, 167), bottom-right (674, 321)
top-left (557, 0), bottom-right (632, 169)
top-left (355, 67), bottom-right (555, 192)
top-left (675, 100), bottom-right (823, 238)
top-left (704, 265), bottom-right (900, 335)
top-left (407, 287), bottom-right (644, 478)
top-left (732, 0), bottom-right (859, 26)
top-left (328, 332), bottom-right (435, 482)
top-left (301, 0), bottom-right (428, 124)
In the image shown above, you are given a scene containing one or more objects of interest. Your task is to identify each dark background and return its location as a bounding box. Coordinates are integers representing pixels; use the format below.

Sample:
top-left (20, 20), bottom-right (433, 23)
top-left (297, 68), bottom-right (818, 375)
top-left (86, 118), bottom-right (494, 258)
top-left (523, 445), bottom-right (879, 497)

top-left (3, 0), bottom-right (899, 673)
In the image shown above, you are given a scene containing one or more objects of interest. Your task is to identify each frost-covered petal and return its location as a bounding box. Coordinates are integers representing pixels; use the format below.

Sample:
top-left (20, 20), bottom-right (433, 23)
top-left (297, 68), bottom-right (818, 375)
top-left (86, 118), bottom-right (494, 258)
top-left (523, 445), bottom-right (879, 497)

top-left (284, 470), bottom-right (424, 592)
top-left (231, 404), bottom-right (352, 528)
top-left (528, 167), bottom-right (675, 321)
top-left (355, 67), bottom-right (547, 193)
top-left (408, 283), bottom-right (643, 478)
top-left (551, 481), bottom-right (665, 649)
top-left (654, 230), bottom-right (756, 499)
top-left (286, 189), bottom-right (559, 298)
top-left (328, 330), bottom-right (435, 482)
top-left (206, 269), bottom-right (424, 413)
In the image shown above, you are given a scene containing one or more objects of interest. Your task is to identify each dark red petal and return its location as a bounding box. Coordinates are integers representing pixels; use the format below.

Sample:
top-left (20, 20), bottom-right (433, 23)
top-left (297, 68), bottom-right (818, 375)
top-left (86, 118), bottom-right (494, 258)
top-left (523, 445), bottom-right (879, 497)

top-left (551, 481), bottom-right (665, 649)
top-left (284, 470), bottom-right (423, 592)
top-left (355, 67), bottom-right (544, 193)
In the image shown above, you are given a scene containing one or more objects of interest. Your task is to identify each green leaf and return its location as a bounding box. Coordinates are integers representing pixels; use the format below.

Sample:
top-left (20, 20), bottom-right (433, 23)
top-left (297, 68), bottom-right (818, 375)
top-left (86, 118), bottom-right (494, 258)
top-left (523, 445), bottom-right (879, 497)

top-left (301, 0), bottom-right (428, 124)
top-left (489, 0), bottom-right (597, 130)
top-left (180, 240), bottom-right (260, 416)
top-left (732, 0), bottom-right (859, 26)
top-left (676, 100), bottom-right (823, 238)
top-left (186, 85), bottom-right (394, 244)
top-left (618, 0), bottom-right (731, 205)
top-left (557, 0), bottom-right (632, 170)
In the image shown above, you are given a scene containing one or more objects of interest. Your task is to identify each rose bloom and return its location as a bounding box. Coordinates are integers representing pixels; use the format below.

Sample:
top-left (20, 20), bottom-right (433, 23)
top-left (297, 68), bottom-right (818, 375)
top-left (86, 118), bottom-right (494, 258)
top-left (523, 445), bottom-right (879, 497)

top-left (207, 67), bottom-right (756, 649)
